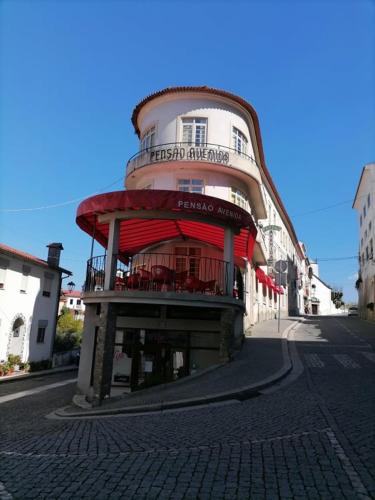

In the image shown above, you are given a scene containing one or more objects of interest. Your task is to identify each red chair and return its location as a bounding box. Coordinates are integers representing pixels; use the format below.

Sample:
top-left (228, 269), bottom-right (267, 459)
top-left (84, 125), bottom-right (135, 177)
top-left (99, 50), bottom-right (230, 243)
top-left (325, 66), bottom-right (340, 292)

top-left (151, 265), bottom-right (174, 284)
top-left (126, 273), bottom-right (141, 289)
top-left (184, 275), bottom-right (205, 293)
top-left (201, 279), bottom-right (216, 294)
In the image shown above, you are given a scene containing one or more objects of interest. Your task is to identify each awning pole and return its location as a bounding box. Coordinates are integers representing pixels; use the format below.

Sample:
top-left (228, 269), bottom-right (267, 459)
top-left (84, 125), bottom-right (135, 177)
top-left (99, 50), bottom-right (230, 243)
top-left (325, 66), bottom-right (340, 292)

top-left (90, 215), bottom-right (96, 260)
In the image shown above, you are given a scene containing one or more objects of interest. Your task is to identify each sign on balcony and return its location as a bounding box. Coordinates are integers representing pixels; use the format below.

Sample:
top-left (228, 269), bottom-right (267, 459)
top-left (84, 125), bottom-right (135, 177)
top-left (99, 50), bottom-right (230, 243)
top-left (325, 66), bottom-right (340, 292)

top-left (149, 145), bottom-right (230, 165)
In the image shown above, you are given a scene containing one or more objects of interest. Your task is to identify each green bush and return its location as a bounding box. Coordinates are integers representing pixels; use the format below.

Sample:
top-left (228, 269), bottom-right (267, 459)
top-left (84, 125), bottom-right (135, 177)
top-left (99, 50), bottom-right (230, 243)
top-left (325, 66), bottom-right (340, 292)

top-left (54, 330), bottom-right (82, 353)
top-left (7, 354), bottom-right (22, 367)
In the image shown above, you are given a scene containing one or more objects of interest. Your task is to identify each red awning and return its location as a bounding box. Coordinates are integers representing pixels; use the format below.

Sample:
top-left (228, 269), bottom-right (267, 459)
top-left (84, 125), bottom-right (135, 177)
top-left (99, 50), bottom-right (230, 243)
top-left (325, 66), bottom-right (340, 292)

top-left (255, 267), bottom-right (267, 284)
top-left (76, 190), bottom-right (257, 260)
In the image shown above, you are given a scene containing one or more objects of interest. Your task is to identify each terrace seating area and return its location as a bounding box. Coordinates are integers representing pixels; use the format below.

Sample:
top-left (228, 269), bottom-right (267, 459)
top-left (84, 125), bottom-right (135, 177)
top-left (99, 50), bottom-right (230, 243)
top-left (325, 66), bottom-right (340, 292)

top-left (114, 265), bottom-right (222, 295)
top-left (85, 253), bottom-right (232, 297)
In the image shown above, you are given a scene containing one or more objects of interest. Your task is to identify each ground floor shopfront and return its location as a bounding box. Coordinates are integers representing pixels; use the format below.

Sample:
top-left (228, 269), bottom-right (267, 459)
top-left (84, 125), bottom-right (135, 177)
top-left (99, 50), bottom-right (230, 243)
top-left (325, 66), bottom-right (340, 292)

top-left (77, 300), bottom-right (243, 404)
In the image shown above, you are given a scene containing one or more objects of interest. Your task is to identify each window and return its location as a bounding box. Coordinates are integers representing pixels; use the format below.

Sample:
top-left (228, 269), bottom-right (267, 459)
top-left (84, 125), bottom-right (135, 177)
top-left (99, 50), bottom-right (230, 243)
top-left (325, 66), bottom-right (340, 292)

top-left (12, 317), bottom-right (24, 338)
top-left (366, 246), bottom-right (369, 260)
top-left (0, 257), bottom-right (9, 290)
top-left (232, 127), bottom-right (248, 155)
top-left (368, 193), bottom-right (371, 207)
top-left (361, 238), bottom-right (363, 248)
top-left (363, 205), bottom-right (366, 218)
top-left (20, 265), bottom-right (31, 293)
top-left (369, 221), bottom-right (372, 232)
top-left (140, 127), bottom-right (155, 151)
top-left (43, 272), bottom-right (54, 297)
top-left (77, 299), bottom-right (81, 306)
top-left (360, 215), bottom-right (362, 226)
top-left (37, 320), bottom-right (48, 343)
top-left (230, 187), bottom-right (248, 209)
top-left (370, 239), bottom-right (373, 258)
top-left (69, 298), bottom-right (74, 305)
top-left (177, 179), bottom-right (204, 193)
top-left (37, 328), bottom-right (46, 343)
top-left (175, 247), bottom-right (201, 277)
top-left (365, 230), bottom-right (368, 240)
top-left (182, 118), bottom-right (207, 146)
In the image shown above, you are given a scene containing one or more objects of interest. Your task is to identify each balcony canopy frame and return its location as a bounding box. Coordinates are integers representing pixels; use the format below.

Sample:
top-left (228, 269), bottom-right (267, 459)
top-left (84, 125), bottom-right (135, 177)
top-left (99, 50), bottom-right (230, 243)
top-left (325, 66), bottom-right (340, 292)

top-left (77, 190), bottom-right (257, 259)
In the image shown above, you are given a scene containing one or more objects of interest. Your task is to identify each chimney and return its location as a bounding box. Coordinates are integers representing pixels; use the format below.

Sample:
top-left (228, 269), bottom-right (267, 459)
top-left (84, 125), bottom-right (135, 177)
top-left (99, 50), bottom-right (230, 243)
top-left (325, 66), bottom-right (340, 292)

top-left (47, 243), bottom-right (64, 267)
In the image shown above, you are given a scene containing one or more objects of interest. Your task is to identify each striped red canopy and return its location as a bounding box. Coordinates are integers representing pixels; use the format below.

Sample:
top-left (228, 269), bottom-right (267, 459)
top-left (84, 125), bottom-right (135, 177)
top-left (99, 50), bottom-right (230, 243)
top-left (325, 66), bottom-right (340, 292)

top-left (76, 190), bottom-right (258, 261)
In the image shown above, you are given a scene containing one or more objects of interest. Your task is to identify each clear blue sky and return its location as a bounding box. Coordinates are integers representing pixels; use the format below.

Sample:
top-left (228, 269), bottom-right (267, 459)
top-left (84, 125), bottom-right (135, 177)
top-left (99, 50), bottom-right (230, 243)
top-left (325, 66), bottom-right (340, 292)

top-left (1, 0), bottom-right (374, 302)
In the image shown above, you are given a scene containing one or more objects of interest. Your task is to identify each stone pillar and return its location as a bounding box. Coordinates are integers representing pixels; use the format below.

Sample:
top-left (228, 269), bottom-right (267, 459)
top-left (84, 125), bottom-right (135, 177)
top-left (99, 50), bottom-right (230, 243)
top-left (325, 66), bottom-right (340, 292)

top-left (219, 308), bottom-right (235, 362)
top-left (92, 302), bottom-right (116, 406)
top-left (224, 227), bottom-right (234, 296)
top-left (104, 218), bottom-right (120, 290)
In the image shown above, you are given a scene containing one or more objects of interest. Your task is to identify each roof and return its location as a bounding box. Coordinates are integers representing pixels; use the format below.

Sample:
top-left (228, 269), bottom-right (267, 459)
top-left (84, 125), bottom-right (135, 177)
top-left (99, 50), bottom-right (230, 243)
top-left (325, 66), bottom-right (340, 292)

top-left (0, 243), bottom-right (72, 275)
top-left (76, 190), bottom-right (257, 261)
top-left (131, 86), bottom-right (304, 261)
top-left (312, 273), bottom-right (332, 291)
top-left (61, 290), bottom-right (82, 298)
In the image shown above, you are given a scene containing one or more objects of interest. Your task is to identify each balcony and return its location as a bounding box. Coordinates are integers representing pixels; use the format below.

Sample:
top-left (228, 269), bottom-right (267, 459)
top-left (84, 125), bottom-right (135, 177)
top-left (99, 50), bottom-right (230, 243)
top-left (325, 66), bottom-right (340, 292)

top-left (126, 143), bottom-right (266, 220)
top-left (126, 142), bottom-right (260, 175)
top-left (84, 253), bottom-right (244, 302)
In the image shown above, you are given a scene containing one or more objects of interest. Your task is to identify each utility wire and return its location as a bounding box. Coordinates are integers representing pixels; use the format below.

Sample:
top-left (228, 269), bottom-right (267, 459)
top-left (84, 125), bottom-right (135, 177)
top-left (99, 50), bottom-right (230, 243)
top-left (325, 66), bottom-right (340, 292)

top-left (0, 176), bottom-right (124, 213)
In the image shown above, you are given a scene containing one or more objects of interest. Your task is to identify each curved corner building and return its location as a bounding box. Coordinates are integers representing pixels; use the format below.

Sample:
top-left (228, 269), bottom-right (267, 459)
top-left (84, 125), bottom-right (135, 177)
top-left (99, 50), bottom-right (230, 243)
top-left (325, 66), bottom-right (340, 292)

top-left (76, 86), bottom-right (304, 404)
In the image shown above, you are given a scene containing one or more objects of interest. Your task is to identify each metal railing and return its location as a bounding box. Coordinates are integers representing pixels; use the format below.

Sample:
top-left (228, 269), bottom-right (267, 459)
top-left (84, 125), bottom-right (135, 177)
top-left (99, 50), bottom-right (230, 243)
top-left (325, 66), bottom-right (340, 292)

top-left (126, 142), bottom-right (258, 176)
top-left (84, 253), bottom-right (244, 299)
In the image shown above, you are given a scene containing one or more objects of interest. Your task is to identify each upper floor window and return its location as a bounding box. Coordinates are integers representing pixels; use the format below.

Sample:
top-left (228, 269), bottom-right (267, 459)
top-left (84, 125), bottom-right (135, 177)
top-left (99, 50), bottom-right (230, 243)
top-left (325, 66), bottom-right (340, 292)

top-left (140, 127), bottom-right (155, 151)
top-left (0, 257), bottom-right (9, 290)
top-left (232, 127), bottom-right (248, 155)
top-left (230, 187), bottom-right (248, 210)
top-left (182, 118), bottom-right (207, 146)
top-left (370, 238), bottom-right (374, 258)
top-left (177, 179), bottom-right (204, 194)
top-left (369, 221), bottom-right (372, 232)
top-left (20, 265), bottom-right (31, 293)
top-left (43, 272), bottom-right (54, 297)
top-left (368, 193), bottom-right (371, 207)
top-left (175, 247), bottom-right (201, 277)
top-left (363, 205), bottom-right (366, 218)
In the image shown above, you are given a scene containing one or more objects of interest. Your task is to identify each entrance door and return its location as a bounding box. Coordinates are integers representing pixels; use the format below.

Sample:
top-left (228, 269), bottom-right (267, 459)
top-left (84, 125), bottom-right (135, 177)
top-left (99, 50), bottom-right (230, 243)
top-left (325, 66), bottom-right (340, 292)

top-left (312, 304), bottom-right (318, 315)
top-left (8, 317), bottom-right (25, 358)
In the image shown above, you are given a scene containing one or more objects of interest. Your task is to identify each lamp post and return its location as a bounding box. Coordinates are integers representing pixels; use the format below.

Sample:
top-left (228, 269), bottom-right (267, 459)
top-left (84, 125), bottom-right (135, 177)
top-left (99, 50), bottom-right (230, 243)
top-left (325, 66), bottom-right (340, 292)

top-left (67, 281), bottom-right (76, 292)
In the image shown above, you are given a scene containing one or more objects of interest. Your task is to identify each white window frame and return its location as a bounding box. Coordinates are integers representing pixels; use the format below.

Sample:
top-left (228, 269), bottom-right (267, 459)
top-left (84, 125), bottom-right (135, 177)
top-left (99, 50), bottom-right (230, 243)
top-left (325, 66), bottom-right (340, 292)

top-left (177, 178), bottom-right (204, 194)
top-left (181, 117), bottom-right (207, 146)
top-left (43, 272), bottom-right (54, 297)
top-left (20, 265), bottom-right (31, 293)
top-left (140, 126), bottom-right (156, 152)
top-left (232, 127), bottom-right (248, 155)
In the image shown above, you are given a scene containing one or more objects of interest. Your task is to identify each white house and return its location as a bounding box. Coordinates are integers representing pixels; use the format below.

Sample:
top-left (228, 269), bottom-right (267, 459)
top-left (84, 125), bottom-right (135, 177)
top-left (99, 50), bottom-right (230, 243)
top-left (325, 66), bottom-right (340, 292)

top-left (0, 243), bottom-right (71, 363)
top-left (59, 290), bottom-right (85, 321)
top-left (75, 86), bottom-right (307, 404)
top-left (353, 163), bottom-right (375, 321)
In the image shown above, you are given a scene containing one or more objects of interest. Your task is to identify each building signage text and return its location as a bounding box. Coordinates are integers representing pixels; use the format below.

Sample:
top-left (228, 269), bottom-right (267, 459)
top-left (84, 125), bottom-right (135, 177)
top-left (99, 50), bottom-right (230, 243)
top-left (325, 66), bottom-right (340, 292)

top-left (149, 146), bottom-right (230, 165)
top-left (177, 200), bottom-right (242, 222)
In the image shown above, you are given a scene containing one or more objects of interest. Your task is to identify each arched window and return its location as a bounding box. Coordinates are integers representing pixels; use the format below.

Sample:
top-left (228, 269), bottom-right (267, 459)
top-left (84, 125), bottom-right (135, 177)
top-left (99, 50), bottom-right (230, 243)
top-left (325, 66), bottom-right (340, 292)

top-left (12, 318), bottom-right (24, 338)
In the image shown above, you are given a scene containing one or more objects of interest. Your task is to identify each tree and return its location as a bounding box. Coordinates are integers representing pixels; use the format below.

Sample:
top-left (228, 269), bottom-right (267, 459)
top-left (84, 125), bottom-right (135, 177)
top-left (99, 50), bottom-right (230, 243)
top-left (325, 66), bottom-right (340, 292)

top-left (54, 307), bottom-right (83, 352)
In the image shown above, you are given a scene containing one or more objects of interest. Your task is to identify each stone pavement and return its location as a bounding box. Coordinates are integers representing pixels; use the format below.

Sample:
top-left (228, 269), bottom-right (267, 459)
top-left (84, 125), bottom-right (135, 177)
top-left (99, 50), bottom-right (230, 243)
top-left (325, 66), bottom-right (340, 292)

top-left (56, 317), bottom-right (300, 417)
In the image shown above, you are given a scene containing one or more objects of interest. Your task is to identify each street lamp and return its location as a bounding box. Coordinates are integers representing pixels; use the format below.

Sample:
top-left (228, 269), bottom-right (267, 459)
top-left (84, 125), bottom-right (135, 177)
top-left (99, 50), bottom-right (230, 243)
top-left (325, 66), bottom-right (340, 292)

top-left (67, 281), bottom-right (76, 292)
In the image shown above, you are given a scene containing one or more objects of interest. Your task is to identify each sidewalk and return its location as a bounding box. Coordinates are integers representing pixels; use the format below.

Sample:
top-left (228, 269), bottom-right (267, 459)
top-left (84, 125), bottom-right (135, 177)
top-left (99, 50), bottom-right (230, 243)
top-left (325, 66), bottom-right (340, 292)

top-left (55, 317), bottom-right (301, 418)
top-left (0, 364), bottom-right (78, 384)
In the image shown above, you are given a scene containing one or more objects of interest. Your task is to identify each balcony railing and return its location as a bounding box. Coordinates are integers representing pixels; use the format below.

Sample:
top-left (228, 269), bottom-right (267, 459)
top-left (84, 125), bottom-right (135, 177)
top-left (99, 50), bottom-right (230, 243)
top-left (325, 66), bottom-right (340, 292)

top-left (84, 252), bottom-right (244, 299)
top-left (126, 142), bottom-right (258, 176)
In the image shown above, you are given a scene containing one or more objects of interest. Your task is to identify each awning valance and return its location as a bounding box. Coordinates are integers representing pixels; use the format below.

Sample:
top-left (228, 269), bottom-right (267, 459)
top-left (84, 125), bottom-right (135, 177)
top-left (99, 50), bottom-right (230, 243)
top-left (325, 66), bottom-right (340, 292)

top-left (76, 190), bottom-right (258, 261)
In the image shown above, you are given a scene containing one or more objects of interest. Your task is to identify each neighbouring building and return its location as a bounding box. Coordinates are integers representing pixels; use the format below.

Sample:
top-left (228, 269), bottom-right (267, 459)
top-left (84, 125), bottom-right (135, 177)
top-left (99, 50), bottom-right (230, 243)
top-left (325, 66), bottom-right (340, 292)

top-left (0, 243), bottom-right (71, 363)
top-left (353, 163), bottom-right (375, 321)
top-left (75, 86), bottom-right (312, 405)
top-left (59, 290), bottom-right (86, 321)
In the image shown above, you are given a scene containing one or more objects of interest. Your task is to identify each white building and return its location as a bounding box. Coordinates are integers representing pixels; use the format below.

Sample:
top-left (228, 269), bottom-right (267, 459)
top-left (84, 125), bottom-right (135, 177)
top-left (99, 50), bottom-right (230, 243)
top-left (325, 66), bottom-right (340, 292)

top-left (0, 243), bottom-right (71, 363)
top-left (59, 290), bottom-right (85, 321)
top-left (75, 86), bottom-right (307, 404)
top-left (353, 163), bottom-right (375, 321)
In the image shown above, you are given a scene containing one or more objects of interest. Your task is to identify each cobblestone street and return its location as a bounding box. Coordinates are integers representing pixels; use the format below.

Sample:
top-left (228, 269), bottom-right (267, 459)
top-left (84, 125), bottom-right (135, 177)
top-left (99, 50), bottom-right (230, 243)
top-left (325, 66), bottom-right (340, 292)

top-left (0, 317), bottom-right (374, 499)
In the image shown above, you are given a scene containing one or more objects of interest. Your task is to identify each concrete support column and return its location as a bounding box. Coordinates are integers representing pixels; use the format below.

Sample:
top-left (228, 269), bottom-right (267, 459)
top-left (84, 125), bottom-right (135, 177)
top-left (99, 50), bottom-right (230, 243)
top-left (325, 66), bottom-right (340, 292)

top-left (104, 218), bottom-right (120, 290)
top-left (92, 302), bottom-right (116, 406)
top-left (219, 308), bottom-right (235, 362)
top-left (224, 227), bottom-right (234, 296)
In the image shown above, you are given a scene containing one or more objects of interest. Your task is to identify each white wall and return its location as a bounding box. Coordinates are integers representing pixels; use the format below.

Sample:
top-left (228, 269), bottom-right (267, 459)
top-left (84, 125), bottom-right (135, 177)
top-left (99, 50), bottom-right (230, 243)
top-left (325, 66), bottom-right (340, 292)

top-left (0, 253), bottom-right (61, 362)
